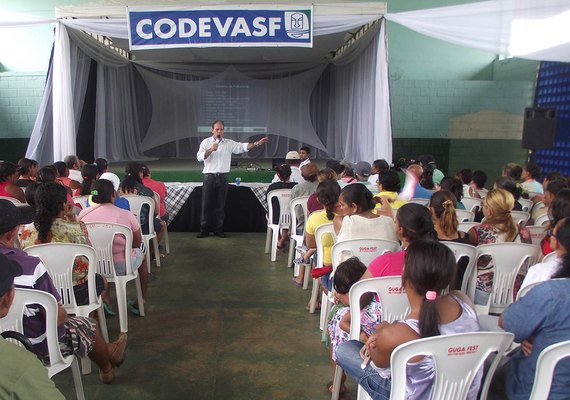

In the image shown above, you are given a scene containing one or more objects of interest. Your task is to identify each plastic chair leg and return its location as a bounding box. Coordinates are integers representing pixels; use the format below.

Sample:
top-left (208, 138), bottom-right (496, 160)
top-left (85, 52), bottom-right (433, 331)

top-left (309, 277), bottom-right (320, 314)
top-left (80, 357), bottom-right (92, 375)
top-left (321, 292), bottom-right (331, 342)
top-left (287, 240), bottom-right (295, 268)
top-left (97, 305), bottom-right (109, 343)
top-left (331, 365), bottom-right (344, 400)
top-left (264, 227), bottom-right (272, 254)
top-left (152, 236), bottom-right (160, 267)
top-left (164, 226), bottom-right (170, 254)
top-left (302, 264), bottom-right (311, 290)
top-left (135, 275), bottom-right (145, 317)
top-left (144, 237), bottom-right (152, 274)
top-left (270, 229), bottom-right (279, 262)
top-left (115, 281), bottom-right (129, 333)
top-left (71, 357), bottom-right (86, 400)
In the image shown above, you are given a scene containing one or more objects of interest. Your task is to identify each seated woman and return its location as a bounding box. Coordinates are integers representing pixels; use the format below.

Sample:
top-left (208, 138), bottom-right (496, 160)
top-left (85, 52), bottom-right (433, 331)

top-left (15, 157), bottom-right (38, 188)
top-left (467, 188), bottom-right (531, 305)
top-left (498, 242), bottom-right (570, 399)
top-left (374, 170), bottom-right (407, 211)
top-left (0, 161), bottom-right (26, 203)
top-left (327, 257), bottom-right (380, 394)
top-left (73, 163), bottom-right (99, 197)
top-left (19, 182), bottom-right (111, 310)
top-left (99, 172), bottom-right (130, 211)
top-left (540, 189), bottom-right (570, 256)
top-left (334, 183), bottom-right (397, 243)
top-left (361, 203), bottom-right (437, 280)
top-left (120, 162), bottom-right (164, 241)
top-left (292, 180), bottom-right (340, 289)
top-left (336, 240), bottom-right (481, 400)
top-left (78, 179), bottom-right (149, 316)
top-left (519, 217), bottom-right (569, 293)
top-left (266, 164), bottom-right (297, 250)
top-left (440, 176), bottom-right (466, 210)
top-left (430, 190), bottom-right (470, 244)
top-left (307, 168), bottom-right (338, 214)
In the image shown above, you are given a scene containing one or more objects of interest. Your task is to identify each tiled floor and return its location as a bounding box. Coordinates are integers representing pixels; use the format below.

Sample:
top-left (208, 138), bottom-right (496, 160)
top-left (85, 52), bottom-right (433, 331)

top-left (53, 232), bottom-right (356, 399)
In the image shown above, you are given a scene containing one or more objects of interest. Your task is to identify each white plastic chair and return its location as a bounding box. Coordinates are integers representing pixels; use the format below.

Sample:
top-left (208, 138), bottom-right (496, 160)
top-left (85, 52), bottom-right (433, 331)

top-left (264, 189), bottom-right (293, 262)
top-left (535, 213), bottom-right (550, 226)
top-left (390, 332), bottom-right (514, 400)
top-left (528, 340), bottom-right (570, 400)
top-left (461, 197), bottom-right (482, 214)
top-left (84, 222), bottom-right (145, 333)
top-left (525, 225), bottom-right (548, 246)
top-left (518, 198), bottom-right (534, 213)
top-left (531, 201), bottom-right (546, 217)
top-left (0, 288), bottom-right (85, 400)
top-left (442, 242), bottom-right (478, 295)
top-left (287, 195), bottom-right (309, 271)
top-left (72, 195), bottom-right (90, 209)
top-left (0, 195), bottom-right (23, 205)
top-left (510, 211), bottom-right (531, 227)
top-left (473, 243), bottom-right (540, 315)
top-left (542, 251), bottom-right (557, 264)
top-left (153, 191), bottom-right (170, 254)
top-left (456, 209), bottom-right (475, 223)
top-left (322, 239), bottom-right (401, 341)
top-left (308, 223), bottom-right (335, 315)
top-left (123, 194), bottom-right (160, 270)
top-left (458, 222), bottom-right (479, 233)
top-left (331, 277), bottom-right (410, 400)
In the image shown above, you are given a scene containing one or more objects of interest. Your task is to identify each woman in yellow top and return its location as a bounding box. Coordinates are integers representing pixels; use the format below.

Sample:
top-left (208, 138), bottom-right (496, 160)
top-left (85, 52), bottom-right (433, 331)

top-left (293, 181), bottom-right (340, 290)
top-left (373, 170), bottom-right (407, 211)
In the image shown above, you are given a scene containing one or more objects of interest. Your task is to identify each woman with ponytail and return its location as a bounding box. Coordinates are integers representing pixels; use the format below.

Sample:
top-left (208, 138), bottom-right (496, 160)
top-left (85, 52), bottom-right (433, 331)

top-left (468, 188), bottom-right (531, 305)
top-left (292, 180), bottom-right (340, 288)
top-left (333, 183), bottom-right (397, 242)
top-left (429, 190), bottom-right (470, 243)
top-left (75, 164), bottom-right (99, 196)
top-left (336, 240), bottom-right (481, 400)
top-left (19, 182), bottom-right (110, 308)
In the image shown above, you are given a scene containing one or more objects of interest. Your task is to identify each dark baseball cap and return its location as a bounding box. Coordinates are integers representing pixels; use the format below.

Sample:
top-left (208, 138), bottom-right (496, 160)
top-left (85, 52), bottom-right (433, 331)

top-left (0, 199), bottom-right (34, 235)
top-left (0, 252), bottom-right (22, 297)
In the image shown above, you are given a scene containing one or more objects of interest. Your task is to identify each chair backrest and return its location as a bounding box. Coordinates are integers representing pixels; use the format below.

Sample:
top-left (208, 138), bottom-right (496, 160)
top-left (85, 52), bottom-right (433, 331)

top-left (528, 340), bottom-right (570, 400)
top-left (525, 225), bottom-right (548, 246)
top-left (331, 239), bottom-right (400, 272)
top-left (515, 281), bottom-right (541, 301)
top-left (289, 196), bottom-right (309, 233)
top-left (475, 243), bottom-right (540, 314)
top-left (458, 222), bottom-right (479, 233)
top-left (510, 211), bottom-right (531, 227)
top-left (542, 251), bottom-right (557, 264)
top-left (518, 198), bottom-right (534, 213)
top-left (531, 201), bottom-right (546, 216)
top-left (314, 223), bottom-right (335, 270)
top-left (122, 195), bottom-right (156, 235)
top-left (72, 195), bottom-right (90, 209)
top-left (24, 243), bottom-right (98, 315)
top-left (267, 189), bottom-right (293, 228)
top-left (390, 332), bottom-right (514, 400)
top-left (456, 209), bottom-right (475, 223)
top-left (349, 277), bottom-right (410, 340)
top-left (83, 222), bottom-right (134, 280)
top-left (0, 288), bottom-right (72, 377)
top-left (0, 195), bottom-right (22, 205)
top-left (461, 197), bottom-right (482, 214)
top-left (535, 213), bottom-right (550, 227)
top-left (442, 242), bottom-right (478, 298)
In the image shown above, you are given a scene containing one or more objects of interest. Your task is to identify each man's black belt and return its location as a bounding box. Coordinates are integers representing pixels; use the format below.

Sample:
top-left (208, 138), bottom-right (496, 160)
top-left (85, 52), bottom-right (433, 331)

top-left (204, 172), bottom-right (228, 176)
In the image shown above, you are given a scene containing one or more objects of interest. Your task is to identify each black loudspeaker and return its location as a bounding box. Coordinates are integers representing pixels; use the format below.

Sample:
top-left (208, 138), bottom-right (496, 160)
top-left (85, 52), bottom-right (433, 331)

top-left (522, 107), bottom-right (557, 149)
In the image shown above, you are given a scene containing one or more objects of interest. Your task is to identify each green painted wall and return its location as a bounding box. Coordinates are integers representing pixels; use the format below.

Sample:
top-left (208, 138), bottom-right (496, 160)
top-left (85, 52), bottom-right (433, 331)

top-left (0, 0), bottom-right (540, 179)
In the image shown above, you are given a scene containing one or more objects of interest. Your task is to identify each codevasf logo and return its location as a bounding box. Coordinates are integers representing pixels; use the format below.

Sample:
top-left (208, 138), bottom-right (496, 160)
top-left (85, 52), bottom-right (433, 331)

top-left (285, 12), bottom-right (310, 39)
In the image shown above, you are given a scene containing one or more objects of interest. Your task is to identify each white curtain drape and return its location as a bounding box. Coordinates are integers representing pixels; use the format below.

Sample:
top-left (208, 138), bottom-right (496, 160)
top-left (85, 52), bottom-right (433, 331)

top-left (385, 0), bottom-right (570, 62)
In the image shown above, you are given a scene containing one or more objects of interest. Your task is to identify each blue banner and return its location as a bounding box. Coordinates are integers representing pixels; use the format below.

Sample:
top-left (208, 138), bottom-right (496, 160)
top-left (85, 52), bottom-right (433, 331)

top-left (127, 7), bottom-right (313, 50)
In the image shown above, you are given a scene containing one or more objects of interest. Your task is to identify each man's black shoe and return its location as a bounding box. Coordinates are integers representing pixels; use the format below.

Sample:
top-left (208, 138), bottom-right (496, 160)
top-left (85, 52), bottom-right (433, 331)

top-left (215, 232), bottom-right (227, 238)
top-left (196, 232), bottom-right (208, 238)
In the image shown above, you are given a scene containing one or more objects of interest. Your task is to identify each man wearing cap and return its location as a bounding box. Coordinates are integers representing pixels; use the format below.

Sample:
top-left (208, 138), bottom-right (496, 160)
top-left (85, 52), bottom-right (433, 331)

top-left (271, 151), bottom-right (303, 184)
top-left (353, 161), bottom-right (373, 186)
top-left (0, 252), bottom-right (65, 399)
top-left (196, 119), bottom-right (269, 238)
top-left (0, 199), bottom-right (128, 384)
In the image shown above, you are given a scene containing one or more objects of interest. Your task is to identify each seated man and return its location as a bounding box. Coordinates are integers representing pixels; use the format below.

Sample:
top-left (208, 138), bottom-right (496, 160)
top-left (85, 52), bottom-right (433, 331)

top-left (0, 253), bottom-right (65, 399)
top-left (0, 199), bottom-right (127, 384)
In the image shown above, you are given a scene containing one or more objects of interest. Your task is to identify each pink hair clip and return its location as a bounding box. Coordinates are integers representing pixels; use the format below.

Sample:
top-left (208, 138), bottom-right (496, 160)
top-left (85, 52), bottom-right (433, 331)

top-left (426, 291), bottom-right (437, 301)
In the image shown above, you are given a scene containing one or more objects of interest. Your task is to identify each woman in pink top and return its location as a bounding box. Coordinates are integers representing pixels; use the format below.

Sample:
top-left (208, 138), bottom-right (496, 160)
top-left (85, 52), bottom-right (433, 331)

top-left (362, 203), bottom-right (437, 279)
top-left (78, 179), bottom-right (149, 315)
top-left (0, 161), bottom-right (26, 203)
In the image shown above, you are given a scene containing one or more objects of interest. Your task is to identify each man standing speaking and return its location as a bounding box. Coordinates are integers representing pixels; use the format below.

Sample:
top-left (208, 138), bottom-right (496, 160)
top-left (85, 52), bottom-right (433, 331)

top-left (196, 120), bottom-right (268, 238)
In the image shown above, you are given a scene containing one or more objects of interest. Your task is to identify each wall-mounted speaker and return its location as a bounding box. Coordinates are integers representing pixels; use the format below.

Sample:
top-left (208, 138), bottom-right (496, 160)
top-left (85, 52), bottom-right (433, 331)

top-left (522, 107), bottom-right (557, 149)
